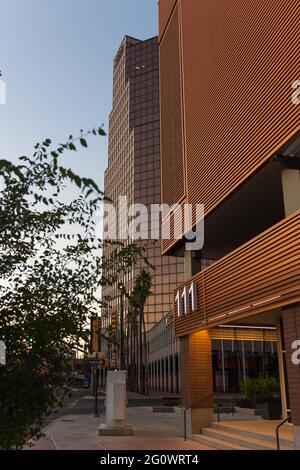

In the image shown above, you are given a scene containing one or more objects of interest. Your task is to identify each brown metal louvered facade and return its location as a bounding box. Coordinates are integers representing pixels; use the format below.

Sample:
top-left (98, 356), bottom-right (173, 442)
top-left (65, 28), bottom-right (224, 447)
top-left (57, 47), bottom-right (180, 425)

top-left (159, 0), bottom-right (300, 254)
top-left (158, 0), bottom-right (178, 42)
top-left (174, 210), bottom-right (300, 337)
top-left (159, 3), bottom-right (185, 207)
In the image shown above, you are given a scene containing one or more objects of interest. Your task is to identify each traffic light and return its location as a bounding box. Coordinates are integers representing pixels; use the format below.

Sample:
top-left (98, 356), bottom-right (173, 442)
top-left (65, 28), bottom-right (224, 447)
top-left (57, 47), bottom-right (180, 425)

top-left (28, 336), bottom-right (35, 347)
top-left (91, 318), bottom-right (100, 353)
top-left (111, 311), bottom-right (118, 334)
top-left (111, 352), bottom-right (117, 368)
top-left (100, 358), bottom-right (105, 368)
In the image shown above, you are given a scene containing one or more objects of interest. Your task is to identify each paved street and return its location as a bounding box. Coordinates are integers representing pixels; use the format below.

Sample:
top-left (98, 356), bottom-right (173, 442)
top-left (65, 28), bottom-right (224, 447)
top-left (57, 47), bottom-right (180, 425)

top-left (41, 388), bottom-right (93, 429)
top-left (27, 389), bottom-right (213, 451)
top-left (45, 389), bottom-right (179, 423)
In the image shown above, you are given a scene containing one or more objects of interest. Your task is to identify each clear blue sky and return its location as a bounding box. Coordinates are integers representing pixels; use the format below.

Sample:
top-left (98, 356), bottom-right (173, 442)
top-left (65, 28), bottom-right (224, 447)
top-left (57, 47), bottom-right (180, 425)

top-left (0, 0), bottom-right (158, 189)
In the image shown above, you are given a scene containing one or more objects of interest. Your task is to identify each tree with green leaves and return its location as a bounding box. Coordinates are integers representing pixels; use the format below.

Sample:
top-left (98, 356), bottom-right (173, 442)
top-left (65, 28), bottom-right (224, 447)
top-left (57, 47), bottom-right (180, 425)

top-left (127, 296), bottom-right (139, 392)
top-left (0, 129), bottom-right (144, 449)
top-left (128, 270), bottom-right (152, 395)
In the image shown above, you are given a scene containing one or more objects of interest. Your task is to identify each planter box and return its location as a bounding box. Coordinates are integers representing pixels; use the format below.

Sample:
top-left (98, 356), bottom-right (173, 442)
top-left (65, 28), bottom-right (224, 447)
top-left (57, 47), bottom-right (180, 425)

top-left (152, 406), bottom-right (174, 413)
top-left (258, 400), bottom-right (281, 420)
top-left (162, 396), bottom-right (180, 407)
top-left (234, 406), bottom-right (260, 416)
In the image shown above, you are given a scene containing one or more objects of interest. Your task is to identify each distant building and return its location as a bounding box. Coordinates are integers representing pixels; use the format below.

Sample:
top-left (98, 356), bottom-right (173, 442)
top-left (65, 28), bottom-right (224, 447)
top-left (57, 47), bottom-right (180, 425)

top-left (101, 36), bottom-right (184, 367)
top-left (147, 311), bottom-right (180, 394)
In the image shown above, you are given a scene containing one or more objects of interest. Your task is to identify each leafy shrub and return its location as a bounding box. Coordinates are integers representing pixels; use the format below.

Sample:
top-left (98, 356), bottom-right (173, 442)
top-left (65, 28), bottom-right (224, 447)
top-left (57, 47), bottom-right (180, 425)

top-left (241, 376), bottom-right (279, 404)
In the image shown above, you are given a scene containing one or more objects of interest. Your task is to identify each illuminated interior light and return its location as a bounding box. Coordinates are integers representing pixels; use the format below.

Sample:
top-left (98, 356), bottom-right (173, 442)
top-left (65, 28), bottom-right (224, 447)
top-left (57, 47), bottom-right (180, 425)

top-left (219, 325), bottom-right (276, 330)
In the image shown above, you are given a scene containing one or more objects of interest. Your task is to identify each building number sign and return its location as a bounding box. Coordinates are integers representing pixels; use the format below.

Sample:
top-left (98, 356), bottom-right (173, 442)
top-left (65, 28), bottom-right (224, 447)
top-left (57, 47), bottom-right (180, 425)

top-left (175, 282), bottom-right (198, 317)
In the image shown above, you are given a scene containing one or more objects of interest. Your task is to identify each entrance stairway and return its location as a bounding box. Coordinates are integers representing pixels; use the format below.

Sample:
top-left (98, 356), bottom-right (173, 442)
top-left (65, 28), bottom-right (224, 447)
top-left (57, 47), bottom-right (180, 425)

top-left (192, 421), bottom-right (295, 450)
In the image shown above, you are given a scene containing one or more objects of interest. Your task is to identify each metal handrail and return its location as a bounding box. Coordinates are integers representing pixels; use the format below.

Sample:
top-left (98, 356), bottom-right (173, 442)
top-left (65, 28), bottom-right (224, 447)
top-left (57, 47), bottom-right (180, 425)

top-left (276, 413), bottom-right (291, 450)
top-left (183, 392), bottom-right (214, 441)
top-left (214, 394), bottom-right (235, 416)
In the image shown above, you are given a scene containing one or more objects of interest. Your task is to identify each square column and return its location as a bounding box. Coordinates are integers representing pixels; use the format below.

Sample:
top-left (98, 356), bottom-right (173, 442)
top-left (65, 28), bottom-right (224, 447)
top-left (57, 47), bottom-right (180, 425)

top-left (276, 317), bottom-right (288, 419)
top-left (281, 169), bottom-right (300, 216)
top-left (180, 330), bottom-right (213, 437)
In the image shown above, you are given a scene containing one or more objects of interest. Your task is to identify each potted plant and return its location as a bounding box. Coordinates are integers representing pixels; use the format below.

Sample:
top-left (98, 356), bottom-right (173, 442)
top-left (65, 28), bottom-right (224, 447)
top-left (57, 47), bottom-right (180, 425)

top-left (241, 376), bottom-right (281, 420)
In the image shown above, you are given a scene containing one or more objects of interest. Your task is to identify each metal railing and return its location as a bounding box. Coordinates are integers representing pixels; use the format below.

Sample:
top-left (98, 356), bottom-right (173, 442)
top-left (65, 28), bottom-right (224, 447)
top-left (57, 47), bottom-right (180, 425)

top-left (183, 393), bottom-right (214, 441)
top-left (214, 394), bottom-right (235, 416)
top-left (276, 413), bottom-right (291, 451)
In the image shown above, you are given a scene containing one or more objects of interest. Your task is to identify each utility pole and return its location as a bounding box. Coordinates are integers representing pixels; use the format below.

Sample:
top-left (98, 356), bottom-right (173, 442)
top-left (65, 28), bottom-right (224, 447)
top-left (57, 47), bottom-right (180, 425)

top-left (94, 366), bottom-right (99, 417)
top-left (90, 318), bottom-right (101, 417)
top-left (120, 286), bottom-right (125, 370)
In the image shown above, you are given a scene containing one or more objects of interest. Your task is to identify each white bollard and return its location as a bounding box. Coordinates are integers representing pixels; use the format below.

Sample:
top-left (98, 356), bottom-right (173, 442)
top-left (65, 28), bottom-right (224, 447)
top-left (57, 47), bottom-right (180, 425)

top-left (99, 370), bottom-right (133, 436)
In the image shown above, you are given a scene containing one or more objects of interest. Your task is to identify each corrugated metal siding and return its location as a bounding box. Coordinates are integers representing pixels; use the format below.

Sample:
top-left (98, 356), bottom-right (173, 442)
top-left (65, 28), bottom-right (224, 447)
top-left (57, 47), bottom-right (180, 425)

top-left (175, 211), bottom-right (300, 337)
top-left (160, 4), bottom-right (185, 207)
top-left (158, 0), bottom-right (178, 42)
top-left (160, 0), bottom-right (300, 254)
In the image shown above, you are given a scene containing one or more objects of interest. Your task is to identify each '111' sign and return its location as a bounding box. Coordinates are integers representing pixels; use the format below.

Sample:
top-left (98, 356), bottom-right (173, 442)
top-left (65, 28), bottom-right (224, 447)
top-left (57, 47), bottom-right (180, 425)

top-left (175, 282), bottom-right (198, 317)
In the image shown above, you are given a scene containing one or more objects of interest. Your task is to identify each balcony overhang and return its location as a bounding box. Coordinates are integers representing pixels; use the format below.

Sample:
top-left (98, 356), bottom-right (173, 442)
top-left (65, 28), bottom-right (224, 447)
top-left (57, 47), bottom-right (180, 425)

top-left (174, 210), bottom-right (300, 337)
top-left (272, 154), bottom-right (300, 170)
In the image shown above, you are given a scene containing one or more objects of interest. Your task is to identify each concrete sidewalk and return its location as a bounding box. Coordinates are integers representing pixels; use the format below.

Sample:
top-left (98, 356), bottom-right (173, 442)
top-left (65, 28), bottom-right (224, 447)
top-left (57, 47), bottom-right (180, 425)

top-left (31, 407), bottom-right (214, 451)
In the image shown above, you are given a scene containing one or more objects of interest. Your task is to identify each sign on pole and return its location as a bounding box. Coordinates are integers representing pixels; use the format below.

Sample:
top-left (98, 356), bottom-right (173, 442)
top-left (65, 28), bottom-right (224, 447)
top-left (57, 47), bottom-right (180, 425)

top-left (88, 358), bottom-right (101, 367)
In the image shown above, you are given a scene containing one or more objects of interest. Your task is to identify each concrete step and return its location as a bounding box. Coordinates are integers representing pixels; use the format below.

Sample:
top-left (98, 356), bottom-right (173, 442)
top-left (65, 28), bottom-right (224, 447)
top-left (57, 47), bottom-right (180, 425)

top-left (191, 432), bottom-right (248, 450)
top-left (201, 427), bottom-right (291, 450)
top-left (212, 422), bottom-right (294, 449)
